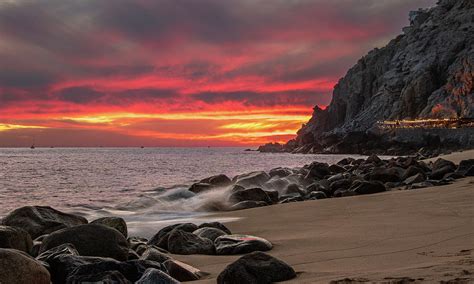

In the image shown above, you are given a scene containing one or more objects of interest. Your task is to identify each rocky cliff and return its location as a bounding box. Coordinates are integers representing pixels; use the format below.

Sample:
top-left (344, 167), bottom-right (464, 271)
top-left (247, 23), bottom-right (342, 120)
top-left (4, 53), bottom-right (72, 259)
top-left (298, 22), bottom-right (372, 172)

top-left (278, 0), bottom-right (473, 155)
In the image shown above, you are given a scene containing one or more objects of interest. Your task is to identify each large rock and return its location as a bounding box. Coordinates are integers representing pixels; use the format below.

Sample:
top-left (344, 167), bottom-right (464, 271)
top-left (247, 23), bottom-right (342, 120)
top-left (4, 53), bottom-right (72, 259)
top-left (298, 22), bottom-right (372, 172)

top-left (147, 223), bottom-right (198, 250)
top-left (66, 259), bottom-right (168, 284)
top-left (217, 251), bottom-right (296, 284)
top-left (215, 234), bottom-right (272, 255)
top-left (167, 229), bottom-right (215, 255)
top-left (403, 173), bottom-right (426, 185)
top-left (140, 247), bottom-right (171, 263)
top-left (350, 181), bottom-right (386, 195)
top-left (198, 221), bottom-right (232, 234)
top-left (2, 206), bottom-right (88, 239)
top-left (228, 187), bottom-right (272, 204)
top-left (39, 224), bottom-right (129, 261)
top-left (0, 248), bottom-right (51, 284)
top-left (36, 243), bottom-right (79, 263)
top-left (43, 254), bottom-right (107, 283)
top-left (402, 165), bottom-right (426, 180)
top-left (0, 225), bottom-right (33, 253)
top-left (136, 268), bottom-right (180, 284)
top-left (200, 174), bottom-right (232, 187)
top-left (430, 165), bottom-right (456, 180)
top-left (369, 167), bottom-right (403, 183)
top-left (305, 162), bottom-right (331, 179)
top-left (234, 171), bottom-right (270, 188)
top-left (164, 259), bottom-right (206, 281)
top-left (432, 158), bottom-right (456, 172)
top-left (457, 159), bottom-right (474, 173)
top-left (269, 167), bottom-right (292, 178)
top-left (188, 182), bottom-right (213, 194)
top-left (193, 227), bottom-right (227, 242)
top-left (91, 217), bottom-right (128, 238)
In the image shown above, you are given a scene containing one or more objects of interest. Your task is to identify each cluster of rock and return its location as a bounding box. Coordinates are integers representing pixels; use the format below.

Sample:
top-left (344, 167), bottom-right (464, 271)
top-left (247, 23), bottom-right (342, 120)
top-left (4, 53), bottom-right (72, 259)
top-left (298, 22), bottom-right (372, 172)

top-left (0, 206), bottom-right (296, 283)
top-left (261, 0), bottom-right (474, 156)
top-left (187, 156), bottom-right (474, 210)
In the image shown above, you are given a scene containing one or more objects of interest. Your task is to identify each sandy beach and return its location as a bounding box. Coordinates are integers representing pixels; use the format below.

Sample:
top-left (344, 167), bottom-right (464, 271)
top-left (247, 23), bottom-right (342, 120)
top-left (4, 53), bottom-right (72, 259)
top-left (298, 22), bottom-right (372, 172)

top-left (177, 150), bottom-right (474, 283)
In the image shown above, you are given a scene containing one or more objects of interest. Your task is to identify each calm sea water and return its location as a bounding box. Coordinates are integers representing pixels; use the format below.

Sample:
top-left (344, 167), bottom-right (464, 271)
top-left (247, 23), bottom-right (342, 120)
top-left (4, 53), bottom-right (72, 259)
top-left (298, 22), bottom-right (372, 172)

top-left (0, 147), bottom-right (368, 237)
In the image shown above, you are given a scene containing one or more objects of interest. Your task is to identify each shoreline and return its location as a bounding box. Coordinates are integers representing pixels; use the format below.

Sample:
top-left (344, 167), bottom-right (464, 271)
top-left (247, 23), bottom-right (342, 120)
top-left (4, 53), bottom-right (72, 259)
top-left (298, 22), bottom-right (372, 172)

top-left (178, 150), bottom-right (474, 282)
top-left (1, 150), bottom-right (473, 283)
top-left (184, 176), bottom-right (474, 283)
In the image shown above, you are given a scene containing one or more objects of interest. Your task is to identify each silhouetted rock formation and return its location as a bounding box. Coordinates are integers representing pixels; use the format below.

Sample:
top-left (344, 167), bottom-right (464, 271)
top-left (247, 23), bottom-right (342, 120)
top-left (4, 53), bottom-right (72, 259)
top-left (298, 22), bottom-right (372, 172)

top-left (267, 0), bottom-right (474, 155)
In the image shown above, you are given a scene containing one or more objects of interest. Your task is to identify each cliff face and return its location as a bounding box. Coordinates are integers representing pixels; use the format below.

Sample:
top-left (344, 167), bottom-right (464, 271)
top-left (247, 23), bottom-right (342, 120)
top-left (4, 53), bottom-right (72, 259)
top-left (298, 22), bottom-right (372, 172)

top-left (295, 0), bottom-right (473, 150)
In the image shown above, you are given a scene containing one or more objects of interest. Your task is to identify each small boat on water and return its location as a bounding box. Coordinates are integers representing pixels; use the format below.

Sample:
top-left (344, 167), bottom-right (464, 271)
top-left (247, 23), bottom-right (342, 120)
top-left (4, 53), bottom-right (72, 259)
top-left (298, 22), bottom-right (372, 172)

top-left (30, 144), bottom-right (35, 149)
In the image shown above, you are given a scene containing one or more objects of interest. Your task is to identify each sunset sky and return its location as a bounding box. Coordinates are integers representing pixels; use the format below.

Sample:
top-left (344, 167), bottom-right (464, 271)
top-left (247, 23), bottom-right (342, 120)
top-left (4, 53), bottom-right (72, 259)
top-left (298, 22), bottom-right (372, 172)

top-left (0, 0), bottom-right (436, 147)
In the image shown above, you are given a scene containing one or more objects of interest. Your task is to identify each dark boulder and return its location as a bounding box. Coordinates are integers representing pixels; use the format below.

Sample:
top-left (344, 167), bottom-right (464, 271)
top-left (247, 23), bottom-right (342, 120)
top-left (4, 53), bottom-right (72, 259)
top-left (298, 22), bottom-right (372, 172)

top-left (200, 174), bottom-right (232, 187)
top-left (329, 164), bottom-right (346, 174)
top-left (307, 191), bottom-right (327, 199)
top-left (167, 229), bottom-right (214, 255)
top-left (457, 159), bottom-right (474, 172)
top-left (147, 223), bottom-right (198, 250)
top-left (432, 158), bottom-right (456, 172)
top-left (369, 167), bottom-right (403, 183)
top-left (284, 183), bottom-right (305, 196)
top-left (402, 165), bottom-right (426, 180)
top-left (135, 268), bottom-right (179, 284)
top-left (36, 243), bottom-right (79, 263)
top-left (2, 206), bottom-right (88, 239)
top-left (337, 157), bottom-right (355, 166)
top-left (44, 254), bottom-right (107, 283)
top-left (229, 187), bottom-right (272, 204)
top-left (234, 171), bottom-right (271, 188)
top-left (305, 162), bottom-right (331, 179)
top-left (193, 227), bottom-right (227, 242)
top-left (140, 247), bottom-right (171, 263)
top-left (365, 154), bottom-right (382, 165)
top-left (350, 181), bottom-right (386, 195)
top-left (39, 224), bottom-right (129, 261)
top-left (128, 236), bottom-right (148, 252)
top-left (430, 165), bottom-right (455, 180)
top-left (198, 222), bottom-right (231, 234)
top-left (217, 251), bottom-right (296, 284)
top-left (66, 259), bottom-right (167, 284)
top-left (306, 182), bottom-right (328, 193)
top-left (91, 216), bottom-right (128, 238)
top-left (329, 179), bottom-right (352, 194)
top-left (215, 234), bottom-right (272, 255)
top-left (0, 248), bottom-right (51, 284)
top-left (269, 167), bottom-right (292, 178)
top-left (465, 166), bottom-right (474, 177)
top-left (264, 190), bottom-right (279, 204)
top-left (403, 173), bottom-right (426, 185)
top-left (188, 182), bottom-right (213, 194)
top-left (69, 270), bottom-right (130, 283)
top-left (0, 225), bottom-right (33, 253)
top-left (164, 259), bottom-right (206, 281)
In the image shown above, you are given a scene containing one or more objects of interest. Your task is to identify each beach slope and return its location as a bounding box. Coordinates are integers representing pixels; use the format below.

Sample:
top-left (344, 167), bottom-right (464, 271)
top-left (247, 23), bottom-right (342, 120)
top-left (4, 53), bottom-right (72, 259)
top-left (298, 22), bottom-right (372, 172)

top-left (179, 151), bottom-right (474, 283)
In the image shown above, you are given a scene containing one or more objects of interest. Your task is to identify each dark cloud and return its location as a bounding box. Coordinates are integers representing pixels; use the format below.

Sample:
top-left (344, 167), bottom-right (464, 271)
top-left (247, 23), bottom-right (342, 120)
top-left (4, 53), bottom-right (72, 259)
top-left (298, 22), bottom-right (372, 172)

top-left (55, 87), bottom-right (106, 104)
top-left (194, 90), bottom-right (330, 107)
top-left (0, 69), bottom-right (57, 88)
top-left (0, 0), bottom-right (437, 109)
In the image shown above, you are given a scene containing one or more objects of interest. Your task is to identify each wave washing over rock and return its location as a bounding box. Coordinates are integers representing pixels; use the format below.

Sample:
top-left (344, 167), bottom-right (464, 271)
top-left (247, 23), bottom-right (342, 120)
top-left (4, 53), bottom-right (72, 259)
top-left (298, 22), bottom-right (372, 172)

top-left (260, 0), bottom-right (474, 156)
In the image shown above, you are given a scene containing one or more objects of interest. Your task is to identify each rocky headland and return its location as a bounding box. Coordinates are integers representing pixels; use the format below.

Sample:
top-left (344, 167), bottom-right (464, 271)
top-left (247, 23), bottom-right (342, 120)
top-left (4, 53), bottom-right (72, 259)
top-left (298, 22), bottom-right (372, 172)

top-left (260, 0), bottom-right (474, 157)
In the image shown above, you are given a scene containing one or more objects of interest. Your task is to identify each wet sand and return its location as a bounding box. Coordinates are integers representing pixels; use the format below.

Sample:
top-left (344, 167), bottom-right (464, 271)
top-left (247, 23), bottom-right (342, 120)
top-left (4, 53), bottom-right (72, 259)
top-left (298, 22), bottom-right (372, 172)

top-left (177, 150), bottom-right (474, 283)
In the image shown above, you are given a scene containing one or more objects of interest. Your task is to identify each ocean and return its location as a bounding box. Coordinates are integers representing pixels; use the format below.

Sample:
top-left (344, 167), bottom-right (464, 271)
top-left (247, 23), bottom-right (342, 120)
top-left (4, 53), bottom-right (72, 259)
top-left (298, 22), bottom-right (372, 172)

top-left (0, 147), bottom-right (368, 237)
